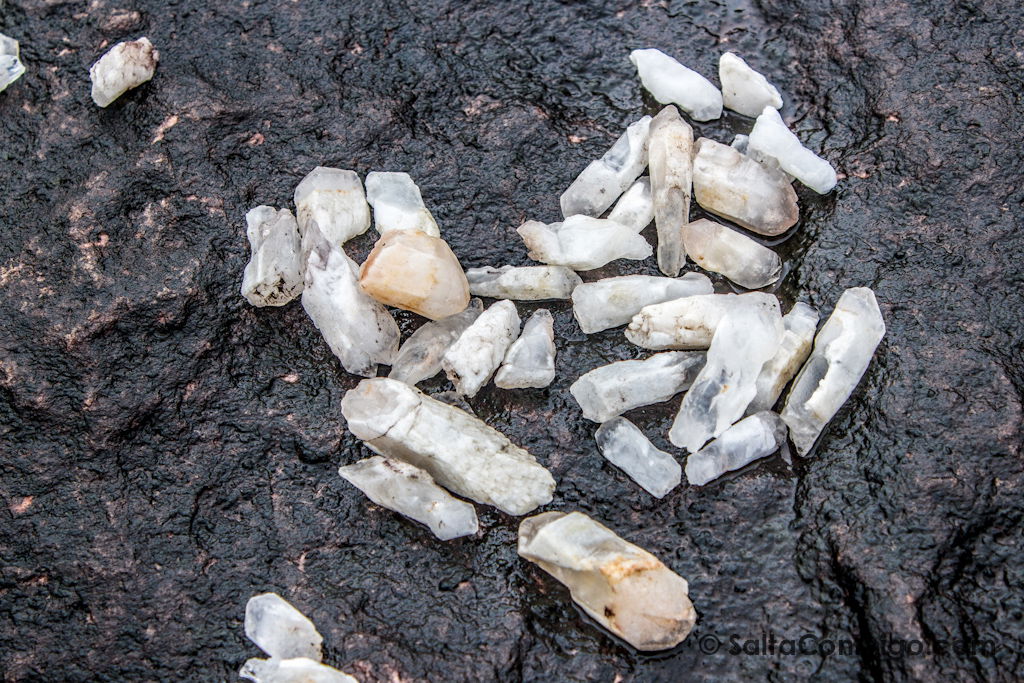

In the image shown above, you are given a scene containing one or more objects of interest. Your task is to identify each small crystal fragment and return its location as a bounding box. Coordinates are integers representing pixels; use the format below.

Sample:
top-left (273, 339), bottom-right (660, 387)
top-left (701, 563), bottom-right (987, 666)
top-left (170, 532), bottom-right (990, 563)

top-left (781, 287), bottom-right (885, 455)
top-left (748, 106), bottom-right (838, 194)
top-left (339, 456), bottom-right (479, 540)
top-left (718, 52), bottom-right (783, 118)
top-left (692, 138), bottom-right (799, 236)
top-left (494, 309), bottom-right (556, 389)
top-left (560, 115), bottom-right (651, 218)
top-left (685, 411), bottom-right (788, 486)
top-left (244, 593), bottom-right (323, 661)
top-left (466, 265), bottom-right (582, 301)
top-left (606, 177), bottom-right (654, 233)
top-left (747, 302), bottom-right (819, 414)
top-left (518, 511), bottom-right (696, 650)
top-left (570, 351), bottom-right (705, 423)
top-left (647, 105), bottom-right (694, 276)
top-left (442, 299), bottom-right (520, 397)
top-left (240, 207), bottom-right (303, 307)
top-left (89, 37), bottom-right (158, 107)
top-left (0, 33), bottom-right (26, 93)
top-left (629, 48), bottom-right (723, 122)
top-left (517, 216), bottom-right (652, 271)
top-left (240, 658), bottom-right (357, 683)
top-left (341, 378), bottom-right (556, 515)
top-left (389, 299), bottom-right (483, 385)
top-left (294, 167), bottom-right (371, 246)
top-left (595, 417), bottom-right (681, 498)
top-left (365, 171), bottom-right (441, 237)
top-left (731, 134), bottom-right (749, 154)
top-left (572, 273), bottom-right (713, 334)
top-left (626, 292), bottom-right (776, 350)
top-left (681, 218), bottom-right (782, 289)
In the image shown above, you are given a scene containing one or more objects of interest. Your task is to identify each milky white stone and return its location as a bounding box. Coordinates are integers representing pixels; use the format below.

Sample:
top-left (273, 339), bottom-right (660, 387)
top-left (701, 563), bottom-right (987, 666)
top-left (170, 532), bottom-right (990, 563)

top-left (339, 456), bottom-right (478, 540)
top-left (607, 177), bottom-right (653, 233)
top-left (572, 273), bottom-right (713, 334)
top-left (89, 37), bottom-right (158, 107)
top-left (365, 171), bottom-right (441, 237)
top-left (494, 309), bottom-right (556, 389)
top-left (240, 206), bottom-right (303, 307)
top-left (341, 378), bottom-right (556, 514)
top-left (301, 228), bottom-right (399, 377)
top-left (681, 218), bottom-right (782, 289)
top-left (748, 106), bottom-right (838, 194)
top-left (781, 287), bottom-right (885, 455)
top-left (244, 593), bottom-right (323, 661)
top-left (389, 299), bottom-right (483, 385)
top-left (731, 134), bottom-right (749, 154)
top-left (692, 138), bottom-right (799, 236)
top-left (685, 411), bottom-right (788, 486)
top-left (358, 230), bottom-right (470, 320)
top-left (560, 115), bottom-right (651, 218)
top-left (0, 33), bottom-right (26, 93)
top-left (647, 106), bottom-right (694, 277)
top-left (294, 167), bottom-right (371, 246)
top-left (466, 265), bottom-right (581, 301)
top-left (626, 292), bottom-right (776, 350)
top-left (442, 299), bottom-right (520, 397)
top-left (747, 302), bottom-right (819, 414)
top-left (517, 216), bottom-right (652, 272)
top-left (518, 511), bottom-right (696, 650)
top-left (595, 417), bottom-right (681, 498)
top-left (629, 49), bottom-right (722, 122)
top-left (240, 658), bottom-right (357, 683)
top-left (718, 52), bottom-right (783, 118)
top-left (669, 297), bottom-right (783, 451)
top-left (570, 351), bottom-right (705, 423)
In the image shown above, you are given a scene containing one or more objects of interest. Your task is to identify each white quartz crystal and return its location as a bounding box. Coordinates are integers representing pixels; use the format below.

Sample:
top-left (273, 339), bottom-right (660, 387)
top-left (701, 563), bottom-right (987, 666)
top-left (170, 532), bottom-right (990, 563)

top-left (466, 265), bottom-right (582, 301)
top-left (606, 177), bottom-right (654, 233)
top-left (748, 106), bottom-right (838, 194)
top-left (89, 37), bottom-right (158, 107)
top-left (681, 217), bottom-right (782, 289)
top-left (0, 33), bottom-right (26, 93)
top-left (341, 378), bottom-right (556, 515)
top-left (629, 48), bottom-right (722, 122)
top-left (244, 593), bottom-right (323, 661)
top-left (692, 137), bottom-right (799, 236)
top-left (731, 134), bottom-right (749, 154)
top-left (669, 297), bottom-right (783, 452)
top-left (647, 106), bottom-right (694, 276)
top-left (595, 417), bottom-right (681, 498)
top-left (240, 206), bottom-right (303, 307)
top-left (389, 299), bottom-right (483, 385)
top-left (781, 287), bottom-right (885, 455)
top-left (570, 351), bottom-right (705, 423)
top-left (294, 167), bottom-right (371, 246)
top-left (442, 299), bottom-right (520, 397)
top-left (240, 658), bottom-right (357, 683)
top-left (518, 511), bottom-right (696, 650)
top-left (517, 216), bottom-right (652, 272)
top-left (560, 115), bottom-right (651, 218)
top-left (572, 273), bottom-right (713, 334)
top-left (747, 302), bottom-right (819, 414)
top-left (301, 228), bottom-right (399, 377)
top-left (718, 52), bottom-right (783, 117)
top-left (626, 292), bottom-right (777, 350)
top-left (365, 171), bottom-right (441, 237)
top-left (685, 411), bottom-right (788, 486)
top-left (495, 309), bottom-right (556, 389)
top-left (339, 456), bottom-right (479, 540)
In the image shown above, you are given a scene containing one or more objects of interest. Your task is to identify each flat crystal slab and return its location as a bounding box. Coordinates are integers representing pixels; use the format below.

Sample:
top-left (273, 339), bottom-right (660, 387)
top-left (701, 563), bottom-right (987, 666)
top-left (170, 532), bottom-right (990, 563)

top-left (596, 417), bottom-right (681, 498)
top-left (365, 171), bottom-right (441, 237)
top-left (606, 177), bottom-right (654, 233)
top-left (629, 49), bottom-right (722, 121)
top-left (718, 52), bottom-right (783, 118)
top-left (244, 593), bottom-right (323, 661)
top-left (572, 273), bottom-right (712, 334)
top-left (466, 265), bottom-right (581, 301)
top-left (442, 299), bottom-right (520, 397)
top-left (494, 309), bottom-right (556, 389)
top-left (389, 299), bottom-right (483, 385)
top-left (747, 302), bottom-right (819, 414)
top-left (749, 107), bottom-right (838, 194)
top-left (517, 216), bottom-right (652, 271)
top-left (626, 291), bottom-right (776, 350)
top-left (240, 206), bottom-right (303, 307)
top-left (681, 217), bottom-right (782, 289)
top-left (0, 32), bottom-right (26, 92)
top-left (240, 657), bottom-right (357, 683)
top-left (294, 167), bottom-right (371, 246)
top-left (89, 37), bottom-right (158, 107)
top-left (560, 115), bottom-right (651, 218)
top-left (648, 106), bottom-right (694, 276)
top-left (685, 411), bottom-right (788, 486)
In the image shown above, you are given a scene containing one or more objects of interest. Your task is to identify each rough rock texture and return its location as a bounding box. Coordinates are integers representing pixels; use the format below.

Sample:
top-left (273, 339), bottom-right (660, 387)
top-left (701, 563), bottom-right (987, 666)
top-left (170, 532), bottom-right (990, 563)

top-left (1, 0), bottom-right (1022, 680)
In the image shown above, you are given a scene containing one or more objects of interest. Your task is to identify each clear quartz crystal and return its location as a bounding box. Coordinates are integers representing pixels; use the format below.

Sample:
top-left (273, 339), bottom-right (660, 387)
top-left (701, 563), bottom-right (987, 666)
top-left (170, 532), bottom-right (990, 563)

top-left (517, 216), bottom-right (653, 272)
top-left (89, 37), bottom-right (159, 107)
top-left (681, 218), bottom-right (782, 289)
top-left (647, 106), bottom-right (694, 276)
top-left (244, 593), bottom-right (323, 661)
top-left (626, 292), bottom-right (776, 350)
top-left (341, 378), bottom-right (556, 515)
top-left (572, 273), bottom-right (713, 334)
top-left (748, 106), bottom-right (838, 194)
top-left (365, 171), bottom-right (441, 237)
top-left (570, 351), bottom-right (705, 423)
top-left (691, 138), bottom-right (799, 236)
top-left (240, 206), bottom-right (303, 307)
top-left (718, 52), bottom-right (783, 117)
top-left (747, 302), bottom-right (819, 414)
top-left (339, 456), bottom-right (479, 540)
top-left (685, 411), bottom-right (788, 486)
top-left (595, 417), bottom-right (681, 498)
top-left (294, 167), bottom-right (371, 246)
top-left (494, 309), bottom-right (556, 389)
top-left (781, 287), bottom-right (885, 455)
top-left (442, 299), bottom-right (520, 397)
top-left (466, 265), bottom-right (582, 301)
top-left (0, 33), bottom-right (26, 92)
top-left (389, 299), bottom-right (483, 385)
top-left (629, 48), bottom-right (723, 121)
top-left (607, 177), bottom-right (654, 233)
top-left (518, 511), bottom-right (696, 651)
top-left (240, 658), bottom-right (357, 683)
top-left (560, 115), bottom-right (651, 218)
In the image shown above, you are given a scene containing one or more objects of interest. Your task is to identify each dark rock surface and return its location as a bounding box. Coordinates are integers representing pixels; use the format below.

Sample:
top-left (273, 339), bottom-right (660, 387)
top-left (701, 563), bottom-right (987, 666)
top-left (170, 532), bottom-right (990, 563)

top-left (1, 0), bottom-right (1022, 680)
